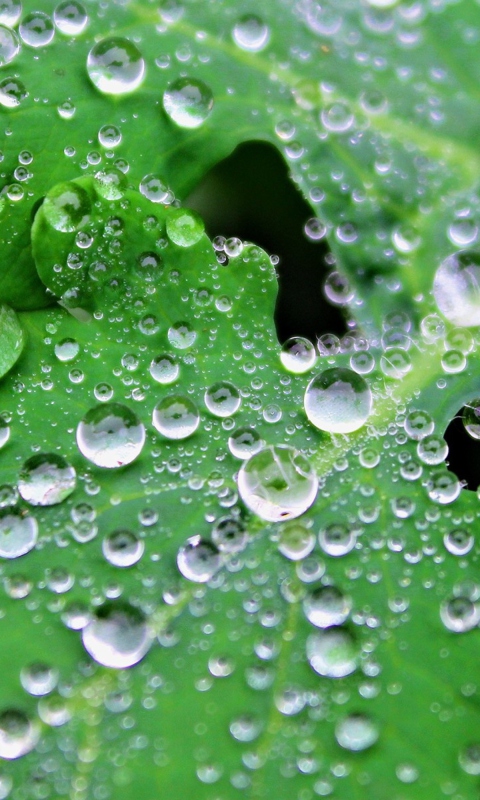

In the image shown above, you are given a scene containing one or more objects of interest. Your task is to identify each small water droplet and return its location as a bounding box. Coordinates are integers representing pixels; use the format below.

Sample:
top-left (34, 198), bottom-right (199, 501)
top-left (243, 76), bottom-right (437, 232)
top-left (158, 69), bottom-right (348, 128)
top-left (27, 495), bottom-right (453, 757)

top-left (459, 744), bottom-right (480, 775)
top-left (212, 516), bottom-right (248, 553)
top-left (152, 395), bottom-right (200, 439)
top-left (440, 595), bottom-right (480, 632)
top-left (463, 400), bottom-right (480, 440)
top-left (306, 628), bottom-right (358, 678)
top-left (228, 426), bottom-right (263, 459)
top-left (335, 714), bottom-right (379, 751)
top-left (303, 585), bottom-right (352, 628)
top-left (0, 710), bottom-right (39, 759)
top-left (76, 402), bottom-right (145, 468)
top-left (163, 77), bottom-right (213, 129)
top-left (166, 207), bottom-right (204, 247)
top-left (168, 321), bottom-right (197, 349)
top-left (82, 603), bottom-right (152, 668)
top-left (280, 337), bottom-right (316, 373)
top-left (204, 381), bottom-right (241, 417)
top-left (277, 522), bottom-right (315, 560)
top-left (102, 529), bottom-right (144, 567)
top-left (149, 354), bottom-right (179, 384)
top-left (139, 173), bottom-right (169, 203)
top-left (177, 535), bottom-right (222, 582)
top-left (98, 124), bottom-right (122, 149)
top-left (20, 663), bottom-right (58, 696)
top-left (443, 528), bottom-right (474, 556)
top-left (94, 166), bottom-right (127, 200)
top-left (318, 523), bottom-right (356, 556)
top-left (232, 14), bottom-right (270, 51)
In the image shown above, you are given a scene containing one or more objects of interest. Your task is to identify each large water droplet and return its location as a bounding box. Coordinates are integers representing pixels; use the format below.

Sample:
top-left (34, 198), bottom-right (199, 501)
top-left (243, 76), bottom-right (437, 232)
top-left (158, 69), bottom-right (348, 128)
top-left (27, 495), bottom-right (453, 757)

top-left (177, 535), bottom-right (222, 582)
top-left (149, 354), bottom-right (179, 384)
top-left (205, 381), bottom-right (241, 417)
top-left (82, 603), bottom-right (152, 668)
top-left (166, 208), bottom-right (204, 247)
top-left (443, 528), bottom-right (474, 556)
top-left (0, 508), bottom-right (37, 559)
top-left (335, 714), bottom-right (379, 751)
top-left (433, 250), bottom-right (480, 327)
top-left (0, 1), bottom-right (21, 27)
top-left (102, 529), bottom-right (144, 567)
top-left (440, 595), bottom-right (480, 632)
top-left (18, 453), bottom-right (76, 506)
top-left (43, 181), bottom-right (91, 233)
top-left (20, 663), bottom-right (58, 696)
top-left (163, 77), bottom-right (213, 128)
top-left (304, 368), bottom-right (372, 434)
top-left (168, 321), bottom-right (197, 349)
top-left (53, 1), bottom-right (88, 35)
top-left (280, 337), bottom-right (316, 374)
top-left (232, 14), bottom-right (270, 51)
top-left (0, 710), bottom-right (39, 759)
top-left (76, 403), bottom-right (145, 468)
top-left (87, 37), bottom-right (145, 95)
top-left (237, 444), bottom-right (318, 522)
top-left (303, 585), bottom-right (352, 628)
top-left (0, 25), bottom-right (19, 65)
top-left (19, 11), bottom-right (54, 47)
top-left (306, 628), bottom-right (358, 678)
top-left (0, 76), bottom-right (27, 108)
top-left (152, 395), bottom-right (200, 439)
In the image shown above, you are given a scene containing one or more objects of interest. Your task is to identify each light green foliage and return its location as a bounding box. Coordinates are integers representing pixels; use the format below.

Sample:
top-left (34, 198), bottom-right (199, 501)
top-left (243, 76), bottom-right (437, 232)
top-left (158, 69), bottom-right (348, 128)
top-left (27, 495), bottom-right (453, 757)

top-left (0, 1), bottom-right (480, 799)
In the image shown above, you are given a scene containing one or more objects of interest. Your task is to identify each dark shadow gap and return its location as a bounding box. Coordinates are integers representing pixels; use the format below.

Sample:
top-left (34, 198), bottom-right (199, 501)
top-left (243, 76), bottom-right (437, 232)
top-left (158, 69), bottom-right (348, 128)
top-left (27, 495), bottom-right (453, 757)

top-left (444, 409), bottom-right (480, 491)
top-left (186, 141), bottom-right (347, 344)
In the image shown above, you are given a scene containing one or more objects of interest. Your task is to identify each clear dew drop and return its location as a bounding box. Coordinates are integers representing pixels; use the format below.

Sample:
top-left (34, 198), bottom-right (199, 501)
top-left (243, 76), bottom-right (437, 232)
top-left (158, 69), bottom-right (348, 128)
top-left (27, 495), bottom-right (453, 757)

top-left (98, 124), bottom-right (122, 149)
top-left (459, 744), bottom-right (480, 775)
top-left (448, 218), bottom-right (478, 247)
top-left (463, 400), bottom-right (480, 440)
top-left (149, 354), bottom-right (179, 384)
top-left (212, 516), bottom-right (248, 554)
top-left (176, 535), bottom-right (222, 582)
top-left (0, 77), bottom-right (27, 108)
top-left (166, 208), bottom-right (204, 247)
top-left (54, 337), bottom-right (79, 362)
top-left (20, 663), bottom-right (58, 697)
top-left (0, 775), bottom-right (12, 799)
top-left (306, 628), bottom-right (358, 678)
top-left (237, 444), bottom-right (318, 523)
top-left (443, 528), bottom-right (474, 556)
top-left (320, 101), bottom-right (354, 132)
top-left (417, 434), bottom-right (448, 465)
top-left (277, 522), bottom-right (315, 560)
top-left (228, 426), bottom-right (264, 459)
top-left (19, 12), bottom-right (54, 47)
top-left (318, 523), bottom-right (356, 556)
top-left (87, 37), bottom-right (145, 95)
top-left (139, 173), bottom-right (169, 203)
top-left (280, 336), bottom-right (316, 374)
top-left (43, 181), bottom-right (91, 233)
top-left (76, 402), bottom-right (145, 468)
top-left (0, 710), bottom-right (39, 760)
top-left (304, 367), bottom-right (372, 434)
top-left (94, 167), bottom-right (127, 200)
top-left (53, 1), bottom-right (88, 35)
top-left (303, 586), bottom-right (352, 628)
top-left (335, 714), bottom-right (379, 751)
top-left (404, 410), bottom-right (434, 441)
top-left (440, 595), bottom-right (480, 633)
top-left (18, 453), bottom-right (76, 506)
top-left (0, 25), bottom-right (19, 66)
top-left (82, 603), bottom-right (152, 668)
top-left (152, 395), bottom-right (200, 439)
top-left (427, 470), bottom-right (461, 505)
top-left (0, 508), bottom-right (37, 559)
top-left (230, 715), bottom-right (263, 742)
top-left (0, 1), bottom-right (21, 27)
top-left (232, 14), bottom-right (270, 51)
top-left (433, 250), bottom-right (480, 327)
top-left (102, 529), bottom-right (144, 567)
top-left (162, 77), bottom-right (213, 129)
top-left (167, 321), bottom-right (197, 349)
top-left (204, 381), bottom-right (241, 417)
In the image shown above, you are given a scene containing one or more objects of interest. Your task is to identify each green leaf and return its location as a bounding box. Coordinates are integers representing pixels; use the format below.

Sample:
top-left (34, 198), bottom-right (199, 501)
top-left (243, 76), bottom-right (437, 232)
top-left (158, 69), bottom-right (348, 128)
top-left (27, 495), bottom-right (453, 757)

top-left (1, 1), bottom-right (480, 799)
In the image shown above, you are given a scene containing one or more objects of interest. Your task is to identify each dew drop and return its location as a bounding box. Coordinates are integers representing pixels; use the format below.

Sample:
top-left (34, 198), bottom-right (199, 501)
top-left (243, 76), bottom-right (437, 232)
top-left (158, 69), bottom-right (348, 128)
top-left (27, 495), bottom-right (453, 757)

top-left (0, 77), bottom-right (27, 108)
top-left (417, 434), bottom-right (448, 465)
top-left (76, 402), bottom-right (145, 468)
top-left (277, 522), bottom-right (315, 560)
top-left (0, 710), bottom-right (39, 760)
top-left (404, 410), bottom-right (434, 441)
top-left (228, 426), bottom-right (263, 459)
top-left (318, 523), bottom-right (356, 556)
top-left (87, 37), bottom-right (145, 95)
top-left (205, 381), bottom-right (241, 417)
top-left (232, 14), bottom-right (270, 51)
top-left (0, 25), bottom-right (19, 65)
top-left (94, 166), bottom-right (127, 200)
top-left (0, 1), bottom-right (21, 27)
top-left (82, 603), bottom-right (152, 668)
top-left (18, 453), bottom-right (76, 506)
top-left (335, 714), bottom-right (379, 751)
top-left (152, 395), bottom-right (200, 439)
top-left (303, 586), bottom-right (352, 628)
top-left (166, 207), bottom-right (204, 247)
top-left (0, 420), bottom-right (10, 450)
top-left (433, 250), bottom-right (480, 327)
top-left (443, 528), bottom-right (474, 557)
top-left (321, 101), bottom-right (354, 133)
top-left (306, 628), bottom-right (358, 678)
top-left (427, 470), bottom-right (461, 504)
top-left (459, 744), bottom-right (480, 775)
top-left (237, 444), bottom-right (318, 523)
top-left (280, 337), bottom-right (316, 374)
top-left (102, 529), bottom-right (144, 567)
top-left (440, 596), bottom-right (480, 633)
top-left (20, 663), bottom-right (58, 696)
top-left (139, 173), bottom-right (169, 204)
top-left (212, 516), bottom-right (248, 554)
top-left (163, 77), bottom-right (213, 129)
top-left (43, 181), bottom-right (91, 233)
top-left (53, 1), bottom-right (88, 35)
top-left (0, 508), bottom-right (37, 559)
top-left (177, 535), bottom-right (222, 582)
top-left (19, 12), bottom-right (54, 47)
top-left (55, 338), bottom-right (79, 362)
top-left (463, 400), bottom-right (480, 440)
top-left (149, 354), bottom-right (179, 384)
top-left (230, 715), bottom-right (262, 742)
top-left (168, 321), bottom-right (197, 349)
top-left (304, 368), bottom-right (372, 434)
top-left (98, 124), bottom-right (122, 149)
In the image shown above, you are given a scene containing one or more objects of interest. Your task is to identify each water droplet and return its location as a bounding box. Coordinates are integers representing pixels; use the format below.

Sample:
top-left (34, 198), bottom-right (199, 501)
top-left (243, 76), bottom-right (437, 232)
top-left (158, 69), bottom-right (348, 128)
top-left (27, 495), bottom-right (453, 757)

top-left (98, 124), bottom-right (122, 149)
top-left (304, 368), bottom-right (372, 434)
top-left (321, 101), bottom-right (354, 132)
top-left (0, 1), bottom-right (21, 27)
top-left (277, 522), bottom-right (315, 560)
top-left (0, 25), bottom-right (19, 65)
top-left (204, 381), bottom-right (241, 417)
top-left (0, 420), bottom-right (10, 450)
top-left (427, 470), bottom-right (461, 504)
top-left (237, 444), bottom-right (318, 522)
top-left (166, 207), bottom-right (204, 247)
top-left (396, 763), bottom-right (419, 784)
top-left (232, 14), bottom-right (270, 51)
top-left (168, 321), bottom-right (197, 349)
top-left (0, 76), bottom-right (27, 108)
top-left (303, 586), bottom-right (352, 628)
top-left (177, 535), bottom-right (222, 582)
top-left (433, 250), bottom-right (480, 327)
top-left (53, 1), bottom-right (88, 35)
top-left (444, 528), bottom-right (474, 556)
top-left (442, 349), bottom-right (466, 374)
top-left (139, 173), bottom-right (169, 203)
top-left (404, 410), bottom-right (434, 441)
top-left (459, 744), bottom-right (480, 775)
top-left (448, 218), bottom-right (478, 247)
top-left (102, 529), bottom-right (144, 567)
top-left (212, 516), bottom-right (248, 553)
top-left (18, 453), bottom-right (76, 506)
top-left (228, 426), bottom-right (263, 459)
top-left (87, 37), bottom-right (145, 95)
top-left (94, 166), bottom-right (127, 200)
top-left (350, 351), bottom-right (375, 375)
top-left (380, 348), bottom-right (412, 379)
top-left (359, 447), bottom-right (380, 468)
top-left (318, 523), bottom-right (356, 556)
top-left (306, 628), bottom-right (358, 678)
top-left (82, 603), bottom-right (152, 668)
top-left (0, 775), bottom-right (12, 799)
top-left (0, 710), bottom-right (39, 759)
top-left (463, 400), bottom-right (480, 440)
top-left (76, 402), bottom-right (145, 468)
top-left (335, 714), bottom-right (379, 751)
top-left (304, 217), bottom-right (327, 240)
top-left (280, 336), bottom-right (316, 373)
top-left (20, 663), bottom-right (58, 696)
top-left (19, 11), bottom-right (54, 47)
top-left (0, 508), bottom-right (37, 559)
top-left (230, 715), bottom-right (262, 742)
top-left (54, 337), bottom-right (79, 362)
top-left (149, 354), bottom-right (179, 384)
top-left (417, 434), bottom-right (448, 465)
top-left (440, 595), bottom-right (480, 632)
top-left (43, 181), bottom-right (91, 233)
top-left (152, 395), bottom-right (200, 439)
top-left (163, 77), bottom-right (213, 129)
